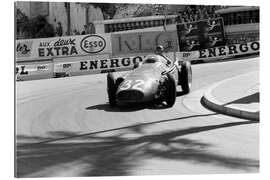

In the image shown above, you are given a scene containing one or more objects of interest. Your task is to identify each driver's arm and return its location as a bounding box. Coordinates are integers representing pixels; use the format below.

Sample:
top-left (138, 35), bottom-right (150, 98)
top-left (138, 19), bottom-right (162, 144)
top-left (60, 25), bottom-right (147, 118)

top-left (160, 54), bottom-right (172, 67)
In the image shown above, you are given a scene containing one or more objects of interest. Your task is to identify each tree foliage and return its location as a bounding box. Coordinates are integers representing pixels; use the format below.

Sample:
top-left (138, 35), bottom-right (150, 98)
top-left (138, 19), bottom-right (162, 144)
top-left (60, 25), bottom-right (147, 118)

top-left (16, 8), bottom-right (55, 39)
top-left (91, 3), bottom-right (117, 19)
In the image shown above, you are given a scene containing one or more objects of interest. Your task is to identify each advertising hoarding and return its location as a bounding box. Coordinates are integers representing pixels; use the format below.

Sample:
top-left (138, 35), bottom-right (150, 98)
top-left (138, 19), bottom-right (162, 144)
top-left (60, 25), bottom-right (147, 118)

top-left (177, 18), bottom-right (225, 51)
top-left (16, 34), bottom-right (112, 62)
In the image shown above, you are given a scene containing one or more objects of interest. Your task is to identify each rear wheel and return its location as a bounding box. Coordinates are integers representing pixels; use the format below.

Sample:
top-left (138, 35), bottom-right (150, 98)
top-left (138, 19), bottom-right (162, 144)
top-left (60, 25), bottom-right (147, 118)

top-left (107, 73), bottom-right (117, 106)
top-left (180, 61), bottom-right (192, 94)
top-left (165, 73), bottom-right (176, 107)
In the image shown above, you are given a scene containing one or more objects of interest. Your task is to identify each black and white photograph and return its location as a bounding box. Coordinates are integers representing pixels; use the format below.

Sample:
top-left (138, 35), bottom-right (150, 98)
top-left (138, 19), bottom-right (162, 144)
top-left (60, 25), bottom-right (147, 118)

top-left (14, 0), bottom-right (260, 178)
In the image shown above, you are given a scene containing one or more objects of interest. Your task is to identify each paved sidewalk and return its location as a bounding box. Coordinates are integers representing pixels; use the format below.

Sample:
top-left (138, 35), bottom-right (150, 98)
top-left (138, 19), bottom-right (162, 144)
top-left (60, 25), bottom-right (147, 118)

top-left (202, 71), bottom-right (259, 121)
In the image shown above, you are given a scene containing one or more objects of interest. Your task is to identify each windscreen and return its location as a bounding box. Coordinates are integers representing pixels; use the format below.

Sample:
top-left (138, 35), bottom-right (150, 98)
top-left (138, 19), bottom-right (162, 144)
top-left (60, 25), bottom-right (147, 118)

top-left (143, 57), bottom-right (158, 64)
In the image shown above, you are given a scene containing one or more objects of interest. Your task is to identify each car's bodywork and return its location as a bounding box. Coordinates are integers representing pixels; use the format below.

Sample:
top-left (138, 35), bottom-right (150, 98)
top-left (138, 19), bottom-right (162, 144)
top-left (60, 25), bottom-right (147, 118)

top-left (107, 54), bottom-right (192, 107)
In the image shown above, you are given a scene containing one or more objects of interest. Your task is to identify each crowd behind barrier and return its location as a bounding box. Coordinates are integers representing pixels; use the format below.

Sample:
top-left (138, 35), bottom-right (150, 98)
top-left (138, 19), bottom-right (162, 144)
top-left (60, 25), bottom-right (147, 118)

top-left (102, 5), bottom-right (225, 33)
top-left (176, 5), bottom-right (223, 23)
top-left (17, 5), bottom-right (226, 40)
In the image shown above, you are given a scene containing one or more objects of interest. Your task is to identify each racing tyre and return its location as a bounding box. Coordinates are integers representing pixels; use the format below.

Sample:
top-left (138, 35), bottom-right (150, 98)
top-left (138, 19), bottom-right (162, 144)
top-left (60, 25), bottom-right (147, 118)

top-left (107, 73), bottom-right (117, 106)
top-left (165, 73), bottom-right (177, 107)
top-left (180, 61), bottom-right (192, 94)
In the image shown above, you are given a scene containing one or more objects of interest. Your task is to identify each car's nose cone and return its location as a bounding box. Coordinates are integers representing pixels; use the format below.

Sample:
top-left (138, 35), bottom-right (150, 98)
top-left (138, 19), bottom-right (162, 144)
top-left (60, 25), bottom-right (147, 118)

top-left (116, 78), bottom-right (159, 102)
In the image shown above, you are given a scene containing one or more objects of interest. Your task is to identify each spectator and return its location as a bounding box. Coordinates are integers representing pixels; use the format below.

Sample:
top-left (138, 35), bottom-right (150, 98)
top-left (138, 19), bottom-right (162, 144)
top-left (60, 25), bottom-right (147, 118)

top-left (72, 29), bottom-right (80, 35)
top-left (81, 25), bottom-right (87, 35)
top-left (81, 23), bottom-right (96, 35)
top-left (55, 22), bottom-right (63, 36)
top-left (88, 22), bottom-right (96, 34)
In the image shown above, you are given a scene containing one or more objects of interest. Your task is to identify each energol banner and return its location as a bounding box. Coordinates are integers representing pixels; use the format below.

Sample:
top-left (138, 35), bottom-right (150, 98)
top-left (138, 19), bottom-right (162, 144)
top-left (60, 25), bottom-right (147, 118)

top-left (178, 41), bottom-right (259, 61)
top-left (16, 34), bottom-right (112, 62)
top-left (54, 55), bottom-right (145, 74)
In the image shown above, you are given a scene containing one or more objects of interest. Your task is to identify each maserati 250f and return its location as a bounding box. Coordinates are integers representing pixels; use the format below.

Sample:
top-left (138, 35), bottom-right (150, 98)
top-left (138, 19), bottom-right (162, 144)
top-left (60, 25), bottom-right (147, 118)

top-left (107, 54), bottom-right (192, 107)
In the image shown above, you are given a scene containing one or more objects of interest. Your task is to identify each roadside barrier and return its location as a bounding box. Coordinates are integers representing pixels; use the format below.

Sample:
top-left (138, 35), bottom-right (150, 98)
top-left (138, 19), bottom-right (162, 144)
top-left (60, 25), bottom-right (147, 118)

top-left (15, 30), bottom-right (259, 81)
top-left (178, 41), bottom-right (259, 62)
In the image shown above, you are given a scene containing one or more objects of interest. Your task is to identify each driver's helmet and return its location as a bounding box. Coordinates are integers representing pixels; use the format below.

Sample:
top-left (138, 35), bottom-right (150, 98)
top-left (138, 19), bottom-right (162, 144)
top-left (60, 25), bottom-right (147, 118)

top-left (155, 45), bottom-right (164, 55)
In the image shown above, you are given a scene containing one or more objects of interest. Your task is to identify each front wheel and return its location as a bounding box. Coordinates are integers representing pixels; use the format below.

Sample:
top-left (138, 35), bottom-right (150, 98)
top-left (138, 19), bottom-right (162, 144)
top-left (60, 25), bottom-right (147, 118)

top-left (180, 61), bottom-right (192, 94)
top-left (164, 73), bottom-right (177, 107)
top-left (107, 73), bottom-right (117, 106)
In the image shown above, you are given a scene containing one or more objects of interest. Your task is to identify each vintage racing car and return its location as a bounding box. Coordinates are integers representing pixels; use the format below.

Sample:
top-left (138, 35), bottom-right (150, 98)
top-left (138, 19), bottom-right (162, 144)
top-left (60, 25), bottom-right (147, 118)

top-left (107, 54), bottom-right (192, 107)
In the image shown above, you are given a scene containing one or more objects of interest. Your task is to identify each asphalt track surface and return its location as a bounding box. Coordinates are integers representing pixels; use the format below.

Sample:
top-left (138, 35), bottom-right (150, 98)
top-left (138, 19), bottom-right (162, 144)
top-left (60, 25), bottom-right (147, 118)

top-left (16, 57), bottom-right (259, 177)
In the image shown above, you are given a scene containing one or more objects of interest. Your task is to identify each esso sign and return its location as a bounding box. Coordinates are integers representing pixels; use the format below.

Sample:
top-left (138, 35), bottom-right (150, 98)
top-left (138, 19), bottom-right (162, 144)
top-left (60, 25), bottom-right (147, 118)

top-left (80, 35), bottom-right (106, 53)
